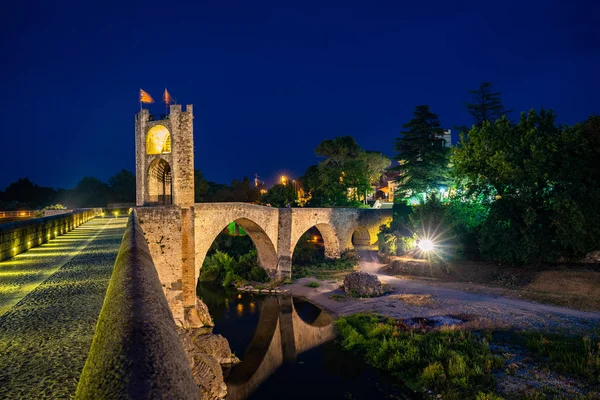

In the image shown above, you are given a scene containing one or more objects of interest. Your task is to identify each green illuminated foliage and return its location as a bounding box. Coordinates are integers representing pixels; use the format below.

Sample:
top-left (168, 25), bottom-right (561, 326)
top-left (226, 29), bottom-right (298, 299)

top-left (393, 105), bottom-right (451, 200)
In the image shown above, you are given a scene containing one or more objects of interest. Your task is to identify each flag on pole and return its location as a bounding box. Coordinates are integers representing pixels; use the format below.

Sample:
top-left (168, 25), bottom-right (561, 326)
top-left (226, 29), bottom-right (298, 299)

top-left (163, 88), bottom-right (173, 105)
top-left (140, 89), bottom-right (154, 104)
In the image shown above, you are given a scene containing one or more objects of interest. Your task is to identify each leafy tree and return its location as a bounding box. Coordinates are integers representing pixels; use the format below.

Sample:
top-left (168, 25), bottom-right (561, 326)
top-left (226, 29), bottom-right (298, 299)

top-left (1, 178), bottom-right (58, 209)
top-left (68, 176), bottom-right (112, 208)
top-left (393, 106), bottom-right (451, 200)
top-left (361, 151), bottom-right (391, 203)
top-left (453, 111), bottom-right (600, 263)
top-left (465, 82), bottom-right (512, 126)
top-left (108, 169), bottom-right (135, 203)
top-left (262, 183), bottom-right (297, 207)
top-left (301, 136), bottom-right (387, 207)
top-left (194, 170), bottom-right (210, 202)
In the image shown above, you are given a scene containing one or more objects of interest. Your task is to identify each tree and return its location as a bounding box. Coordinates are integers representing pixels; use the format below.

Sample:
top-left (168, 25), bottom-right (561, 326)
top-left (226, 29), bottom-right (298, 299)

top-left (68, 177), bottom-right (112, 208)
top-left (465, 82), bottom-right (511, 127)
top-left (393, 105), bottom-right (451, 200)
top-left (194, 170), bottom-right (209, 202)
top-left (108, 169), bottom-right (135, 203)
top-left (361, 151), bottom-right (391, 203)
top-left (261, 183), bottom-right (297, 207)
top-left (2, 177), bottom-right (58, 209)
top-left (453, 111), bottom-right (600, 263)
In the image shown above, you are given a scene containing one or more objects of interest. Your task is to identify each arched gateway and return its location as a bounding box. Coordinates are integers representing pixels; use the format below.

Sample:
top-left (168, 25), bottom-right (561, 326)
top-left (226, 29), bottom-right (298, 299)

top-left (133, 105), bottom-right (392, 328)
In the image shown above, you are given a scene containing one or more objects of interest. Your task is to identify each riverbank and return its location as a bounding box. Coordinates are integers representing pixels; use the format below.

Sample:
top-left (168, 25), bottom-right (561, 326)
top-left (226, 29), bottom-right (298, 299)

top-left (283, 257), bottom-right (600, 398)
top-left (285, 255), bottom-right (600, 335)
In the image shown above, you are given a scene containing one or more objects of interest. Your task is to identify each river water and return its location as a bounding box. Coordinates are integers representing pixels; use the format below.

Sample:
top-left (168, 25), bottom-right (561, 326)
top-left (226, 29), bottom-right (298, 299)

top-left (197, 282), bottom-right (418, 400)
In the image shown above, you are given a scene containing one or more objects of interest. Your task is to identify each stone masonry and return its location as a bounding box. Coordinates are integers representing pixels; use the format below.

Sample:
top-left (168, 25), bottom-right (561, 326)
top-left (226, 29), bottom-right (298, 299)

top-left (133, 104), bottom-right (392, 328)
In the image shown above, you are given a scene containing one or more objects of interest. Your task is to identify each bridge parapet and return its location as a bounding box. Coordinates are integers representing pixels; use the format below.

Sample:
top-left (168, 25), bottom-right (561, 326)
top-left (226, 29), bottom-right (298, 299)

top-left (0, 208), bottom-right (101, 262)
top-left (76, 211), bottom-right (198, 400)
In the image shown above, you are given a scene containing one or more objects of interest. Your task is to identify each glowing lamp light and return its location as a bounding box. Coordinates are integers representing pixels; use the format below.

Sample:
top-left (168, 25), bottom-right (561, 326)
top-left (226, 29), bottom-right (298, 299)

top-left (418, 239), bottom-right (434, 252)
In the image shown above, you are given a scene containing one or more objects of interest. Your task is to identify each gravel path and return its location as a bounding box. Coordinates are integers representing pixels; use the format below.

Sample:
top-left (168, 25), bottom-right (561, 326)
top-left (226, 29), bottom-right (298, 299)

top-left (0, 217), bottom-right (126, 399)
top-left (288, 251), bottom-right (600, 335)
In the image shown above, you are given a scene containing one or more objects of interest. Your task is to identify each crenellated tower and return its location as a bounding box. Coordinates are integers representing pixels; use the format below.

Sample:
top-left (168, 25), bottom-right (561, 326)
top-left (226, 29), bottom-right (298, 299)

top-left (135, 104), bottom-right (195, 207)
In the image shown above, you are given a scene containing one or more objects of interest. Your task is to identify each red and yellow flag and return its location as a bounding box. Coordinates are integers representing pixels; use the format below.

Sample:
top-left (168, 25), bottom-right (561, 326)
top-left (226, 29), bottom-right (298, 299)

top-left (140, 88), bottom-right (154, 104)
top-left (163, 88), bottom-right (173, 105)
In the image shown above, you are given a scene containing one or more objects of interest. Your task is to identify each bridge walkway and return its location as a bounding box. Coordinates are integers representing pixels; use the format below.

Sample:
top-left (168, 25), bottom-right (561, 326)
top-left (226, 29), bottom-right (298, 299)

top-left (0, 217), bottom-right (127, 399)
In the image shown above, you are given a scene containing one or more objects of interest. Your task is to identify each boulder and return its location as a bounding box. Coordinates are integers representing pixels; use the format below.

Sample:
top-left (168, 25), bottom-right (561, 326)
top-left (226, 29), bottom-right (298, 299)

top-left (582, 251), bottom-right (600, 264)
top-left (343, 271), bottom-right (385, 297)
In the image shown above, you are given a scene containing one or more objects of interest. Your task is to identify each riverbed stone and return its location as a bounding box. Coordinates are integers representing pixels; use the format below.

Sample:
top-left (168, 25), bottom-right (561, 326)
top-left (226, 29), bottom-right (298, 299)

top-left (343, 271), bottom-right (385, 297)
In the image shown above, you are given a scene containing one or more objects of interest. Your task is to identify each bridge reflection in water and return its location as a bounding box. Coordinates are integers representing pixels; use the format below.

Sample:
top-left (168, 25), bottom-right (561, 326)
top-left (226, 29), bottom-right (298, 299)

top-left (225, 295), bottom-right (335, 400)
top-left (197, 285), bottom-right (336, 400)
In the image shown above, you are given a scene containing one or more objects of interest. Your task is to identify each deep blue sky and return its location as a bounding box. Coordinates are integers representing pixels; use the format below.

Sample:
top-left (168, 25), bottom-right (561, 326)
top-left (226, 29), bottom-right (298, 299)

top-left (1, 0), bottom-right (598, 190)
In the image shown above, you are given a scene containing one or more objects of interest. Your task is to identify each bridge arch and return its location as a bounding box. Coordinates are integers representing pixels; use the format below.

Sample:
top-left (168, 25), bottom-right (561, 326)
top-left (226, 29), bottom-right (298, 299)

top-left (195, 216), bottom-right (278, 280)
top-left (146, 124), bottom-right (172, 155)
top-left (351, 226), bottom-right (371, 247)
top-left (291, 222), bottom-right (340, 261)
top-left (146, 158), bottom-right (172, 205)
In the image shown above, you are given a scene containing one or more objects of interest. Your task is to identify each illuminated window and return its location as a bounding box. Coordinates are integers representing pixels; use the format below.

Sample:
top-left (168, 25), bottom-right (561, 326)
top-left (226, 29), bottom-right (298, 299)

top-left (146, 125), bottom-right (172, 154)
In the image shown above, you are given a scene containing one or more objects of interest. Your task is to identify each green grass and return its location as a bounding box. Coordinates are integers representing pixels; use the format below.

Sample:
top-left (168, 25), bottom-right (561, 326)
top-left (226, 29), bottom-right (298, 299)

top-left (507, 332), bottom-right (600, 384)
top-left (305, 281), bottom-right (320, 288)
top-left (335, 314), bottom-right (504, 400)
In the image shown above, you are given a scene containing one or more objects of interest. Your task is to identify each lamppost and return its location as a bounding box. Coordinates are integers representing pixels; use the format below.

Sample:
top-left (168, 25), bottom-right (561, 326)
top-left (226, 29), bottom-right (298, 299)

top-left (281, 175), bottom-right (287, 185)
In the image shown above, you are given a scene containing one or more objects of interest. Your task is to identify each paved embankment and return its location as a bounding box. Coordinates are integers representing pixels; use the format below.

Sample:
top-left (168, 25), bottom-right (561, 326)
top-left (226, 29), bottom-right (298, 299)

top-left (0, 217), bottom-right (127, 399)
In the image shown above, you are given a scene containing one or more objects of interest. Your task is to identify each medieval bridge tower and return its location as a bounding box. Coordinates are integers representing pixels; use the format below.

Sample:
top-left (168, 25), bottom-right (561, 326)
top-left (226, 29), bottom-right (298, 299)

top-left (135, 105), bottom-right (195, 207)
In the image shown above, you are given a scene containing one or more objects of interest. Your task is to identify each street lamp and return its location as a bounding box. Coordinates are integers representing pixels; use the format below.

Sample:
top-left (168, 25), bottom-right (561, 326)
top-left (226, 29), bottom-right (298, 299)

top-left (281, 175), bottom-right (287, 185)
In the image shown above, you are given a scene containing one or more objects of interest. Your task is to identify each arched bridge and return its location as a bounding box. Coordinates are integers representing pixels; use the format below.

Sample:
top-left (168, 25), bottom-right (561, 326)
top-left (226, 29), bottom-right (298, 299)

top-left (136, 203), bottom-right (391, 325)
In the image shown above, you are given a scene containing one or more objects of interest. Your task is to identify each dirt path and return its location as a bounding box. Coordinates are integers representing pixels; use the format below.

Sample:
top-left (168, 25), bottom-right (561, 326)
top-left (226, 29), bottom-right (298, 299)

top-left (287, 251), bottom-right (600, 334)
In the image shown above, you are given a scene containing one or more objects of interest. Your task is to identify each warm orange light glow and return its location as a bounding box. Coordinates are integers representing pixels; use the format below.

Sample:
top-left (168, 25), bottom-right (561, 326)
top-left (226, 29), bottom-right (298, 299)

top-left (281, 175), bottom-right (287, 185)
top-left (236, 303), bottom-right (244, 316)
top-left (146, 125), bottom-right (172, 155)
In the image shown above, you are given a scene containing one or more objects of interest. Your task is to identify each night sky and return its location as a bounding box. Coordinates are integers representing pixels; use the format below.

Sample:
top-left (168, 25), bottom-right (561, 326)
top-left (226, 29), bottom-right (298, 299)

top-left (2, 0), bottom-right (598, 190)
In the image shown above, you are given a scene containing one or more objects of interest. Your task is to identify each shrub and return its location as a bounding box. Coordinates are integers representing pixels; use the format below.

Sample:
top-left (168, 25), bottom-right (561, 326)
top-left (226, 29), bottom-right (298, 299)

top-left (335, 314), bottom-right (503, 399)
top-left (306, 281), bottom-right (320, 288)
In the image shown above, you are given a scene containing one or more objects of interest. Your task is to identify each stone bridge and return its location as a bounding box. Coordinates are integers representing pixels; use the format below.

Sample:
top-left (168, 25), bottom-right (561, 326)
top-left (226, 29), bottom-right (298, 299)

top-left (224, 296), bottom-right (336, 400)
top-left (136, 203), bottom-right (391, 326)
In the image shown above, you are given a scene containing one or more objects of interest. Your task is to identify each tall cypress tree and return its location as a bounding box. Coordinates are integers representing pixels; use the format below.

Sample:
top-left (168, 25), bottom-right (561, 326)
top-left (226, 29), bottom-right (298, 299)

top-left (394, 105), bottom-right (450, 200)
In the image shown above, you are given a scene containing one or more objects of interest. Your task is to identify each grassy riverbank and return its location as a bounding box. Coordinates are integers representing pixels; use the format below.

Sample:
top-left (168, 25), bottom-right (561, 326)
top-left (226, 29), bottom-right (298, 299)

top-left (336, 313), bottom-right (600, 399)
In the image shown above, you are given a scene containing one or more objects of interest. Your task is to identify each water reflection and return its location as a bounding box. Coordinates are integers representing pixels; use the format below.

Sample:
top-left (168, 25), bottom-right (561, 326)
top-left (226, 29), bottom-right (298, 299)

top-left (197, 283), bottom-right (414, 400)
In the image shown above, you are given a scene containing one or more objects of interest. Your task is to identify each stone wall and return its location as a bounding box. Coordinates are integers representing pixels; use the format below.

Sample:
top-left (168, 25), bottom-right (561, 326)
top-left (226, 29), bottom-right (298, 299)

top-left (75, 211), bottom-right (198, 400)
top-left (42, 209), bottom-right (73, 217)
top-left (136, 203), bottom-right (392, 325)
top-left (136, 206), bottom-right (186, 324)
top-left (0, 209), bottom-right (101, 262)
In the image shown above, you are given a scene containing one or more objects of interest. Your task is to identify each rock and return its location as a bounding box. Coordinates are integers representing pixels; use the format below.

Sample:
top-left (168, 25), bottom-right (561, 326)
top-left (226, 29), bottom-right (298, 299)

top-left (193, 333), bottom-right (241, 366)
top-left (343, 271), bottom-right (385, 297)
top-left (582, 250), bottom-right (600, 263)
top-left (184, 299), bottom-right (215, 329)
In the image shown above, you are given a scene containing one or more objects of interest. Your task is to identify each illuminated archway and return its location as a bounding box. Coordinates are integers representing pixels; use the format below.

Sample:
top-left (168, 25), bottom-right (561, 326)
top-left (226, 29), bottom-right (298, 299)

top-left (147, 158), bottom-right (172, 204)
top-left (146, 125), bottom-right (172, 155)
top-left (291, 223), bottom-right (340, 264)
top-left (351, 226), bottom-right (371, 247)
top-left (197, 217), bottom-right (279, 277)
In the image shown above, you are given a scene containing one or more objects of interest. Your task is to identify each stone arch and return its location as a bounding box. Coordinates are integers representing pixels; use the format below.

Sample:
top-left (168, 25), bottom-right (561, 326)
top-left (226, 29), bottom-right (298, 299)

top-left (197, 217), bottom-right (278, 279)
top-left (146, 158), bottom-right (172, 205)
top-left (146, 124), bottom-right (172, 155)
top-left (351, 226), bottom-right (371, 247)
top-left (291, 222), bottom-right (340, 261)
